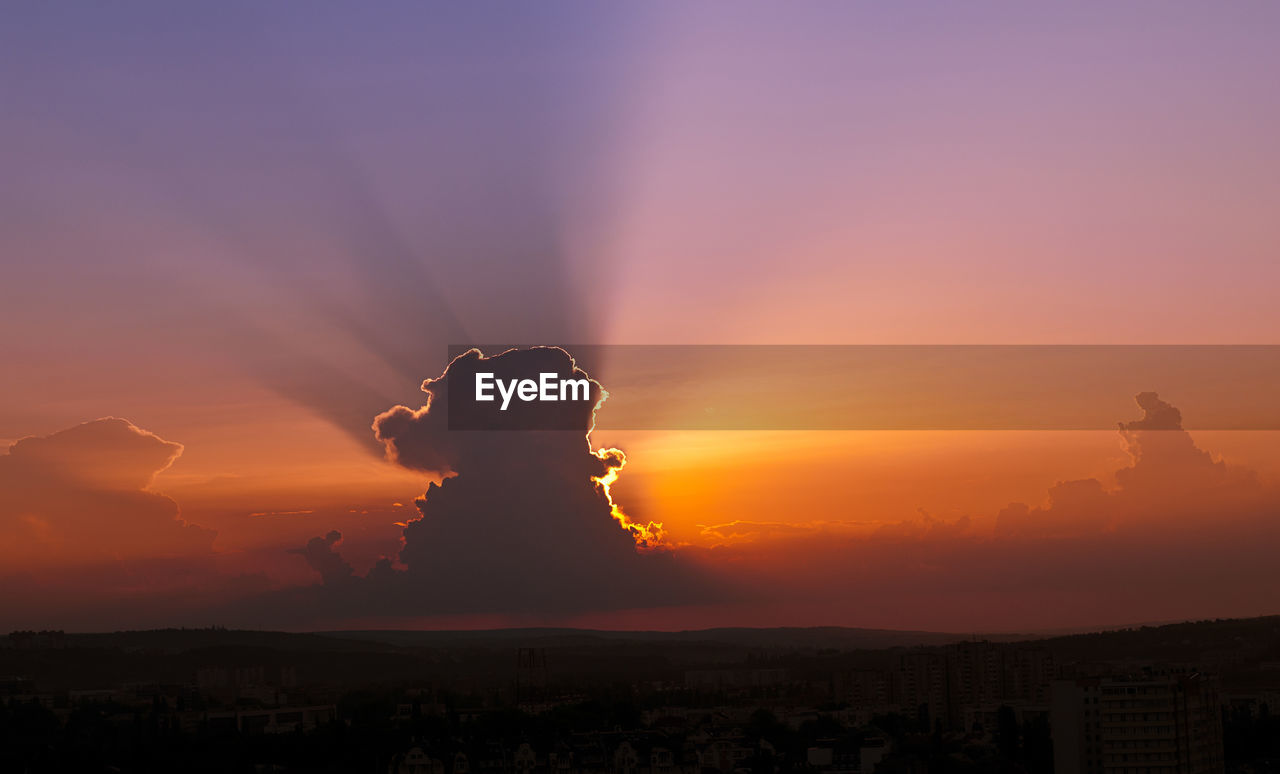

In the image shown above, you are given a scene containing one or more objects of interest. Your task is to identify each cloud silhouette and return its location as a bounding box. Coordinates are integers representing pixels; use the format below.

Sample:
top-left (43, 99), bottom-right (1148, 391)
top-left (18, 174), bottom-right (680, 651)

top-left (997, 391), bottom-right (1258, 538)
top-left (290, 529), bottom-right (355, 587)
top-left (0, 418), bottom-right (214, 567)
top-left (1120, 391), bottom-right (1183, 431)
top-left (692, 392), bottom-right (1280, 630)
top-left (285, 348), bottom-right (715, 618)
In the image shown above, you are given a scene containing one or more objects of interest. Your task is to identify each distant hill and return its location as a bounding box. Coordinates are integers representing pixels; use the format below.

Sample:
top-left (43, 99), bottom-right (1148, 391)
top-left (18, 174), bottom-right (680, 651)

top-left (5, 616), bottom-right (1279, 692)
top-left (1027, 615), bottom-right (1280, 665)
top-left (60, 628), bottom-right (401, 654)
top-left (20, 615), bottom-right (1280, 663)
top-left (315, 626), bottom-right (1026, 651)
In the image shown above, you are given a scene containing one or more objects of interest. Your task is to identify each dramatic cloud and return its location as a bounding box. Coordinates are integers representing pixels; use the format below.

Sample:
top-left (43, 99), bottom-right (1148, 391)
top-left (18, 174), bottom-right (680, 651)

top-left (1120, 391), bottom-right (1183, 430)
top-left (0, 419), bottom-right (261, 629)
top-left (13, 390), bottom-right (1275, 633)
top-left (290, 529), bottom-right (355, 587)
top-left (686, 392), bottom-right (1280, 631)
top-left (279, 385), bottom-right (1280, 630)
top-left (996, 391), bottom-right (1258, 538)
top-left (287, 347), bottom-right (718, 618)
top-left (0, 418), bottom-right (214, 567)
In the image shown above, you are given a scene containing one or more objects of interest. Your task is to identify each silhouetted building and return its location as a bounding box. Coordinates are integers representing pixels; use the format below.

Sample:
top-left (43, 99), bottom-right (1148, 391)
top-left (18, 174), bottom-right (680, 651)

top-left (839, 669), bottom-right (891, 709)
top-left (196, 664), bottom-right (296, 704)
top-left (390, 746), bottom-right (445, 774)
top-left (896, 651), bottom-right (949, 727)
top-left (684, 668), bottom-right (789, 690)
top-left (204, 704), bottom-right (336, 734)
top-left (844, 642), bottom-right (1053, 729)
top-left (1053, 671), bottom-right (1224, 774)
top-left (516, 647), bottom-right (549, 709)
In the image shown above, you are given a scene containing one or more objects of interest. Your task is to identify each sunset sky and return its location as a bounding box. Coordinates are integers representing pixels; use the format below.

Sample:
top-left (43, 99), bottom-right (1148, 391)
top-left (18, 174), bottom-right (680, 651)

top-left (3, 2), bottom-right (1280, 633)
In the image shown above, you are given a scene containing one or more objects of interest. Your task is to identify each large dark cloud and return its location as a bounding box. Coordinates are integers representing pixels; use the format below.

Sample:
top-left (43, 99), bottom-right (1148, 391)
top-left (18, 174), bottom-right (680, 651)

top-left (286, 347), bottom-right (719, 618)
top-left (283, 387), bottom-right (1280, 629)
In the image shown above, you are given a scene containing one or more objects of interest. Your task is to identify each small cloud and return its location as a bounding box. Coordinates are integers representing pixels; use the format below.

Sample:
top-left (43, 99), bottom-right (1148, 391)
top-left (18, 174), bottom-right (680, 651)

top-left (0, 418), bottom-right (214, 568)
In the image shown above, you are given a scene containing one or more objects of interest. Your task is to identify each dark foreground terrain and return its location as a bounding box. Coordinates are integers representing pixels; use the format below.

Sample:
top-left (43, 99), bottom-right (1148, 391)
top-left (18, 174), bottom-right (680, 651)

top-left (3, 617), bottom-right (1280, 772)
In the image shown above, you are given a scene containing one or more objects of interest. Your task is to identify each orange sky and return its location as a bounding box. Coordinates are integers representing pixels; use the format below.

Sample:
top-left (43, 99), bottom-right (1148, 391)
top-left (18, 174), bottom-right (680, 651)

top-left (4, 3), bottom-right (1280, 631)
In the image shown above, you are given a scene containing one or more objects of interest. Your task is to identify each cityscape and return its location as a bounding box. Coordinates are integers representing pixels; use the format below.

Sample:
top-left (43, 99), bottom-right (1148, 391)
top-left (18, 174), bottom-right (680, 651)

top-left (5, 3), bottom-right (1280, 772)
top-left (4, 618), bottom-right (1280, 772)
